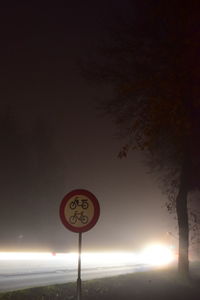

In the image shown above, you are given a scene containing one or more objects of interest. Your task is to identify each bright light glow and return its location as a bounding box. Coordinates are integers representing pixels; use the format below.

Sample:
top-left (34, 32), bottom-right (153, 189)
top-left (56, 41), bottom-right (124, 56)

top-left (81, 252), bottom-right (137, 267)
top-left (140, 244), bottom-right (175, 266)
top-left (0, 252), bottom-right (55, 260)
top-left (0, 252), bottom-right (137, 266)
top-left (0, 246), bottom-right (175, 267)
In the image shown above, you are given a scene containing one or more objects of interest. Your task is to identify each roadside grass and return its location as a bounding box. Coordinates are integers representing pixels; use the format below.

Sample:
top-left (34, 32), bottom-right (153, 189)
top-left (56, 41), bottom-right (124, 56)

top-left (0, 267), bottom-right (200, 300)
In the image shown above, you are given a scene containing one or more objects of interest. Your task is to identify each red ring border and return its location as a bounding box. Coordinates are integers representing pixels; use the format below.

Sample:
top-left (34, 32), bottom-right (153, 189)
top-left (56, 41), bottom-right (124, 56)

top-left (59, 189), bottom-right (100, 233)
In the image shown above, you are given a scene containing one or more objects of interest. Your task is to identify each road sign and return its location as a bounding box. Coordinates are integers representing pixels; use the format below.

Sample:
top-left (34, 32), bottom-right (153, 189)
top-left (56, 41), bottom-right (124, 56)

top-left (60, 189), bottom-right (100, 300)
top-left (59, 189), bottom-right (100, 233)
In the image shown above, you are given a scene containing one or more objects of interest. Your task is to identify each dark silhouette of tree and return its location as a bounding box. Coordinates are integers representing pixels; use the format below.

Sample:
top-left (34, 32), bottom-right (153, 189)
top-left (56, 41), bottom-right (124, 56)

top-left (82, 1), bottom-right (200, 278)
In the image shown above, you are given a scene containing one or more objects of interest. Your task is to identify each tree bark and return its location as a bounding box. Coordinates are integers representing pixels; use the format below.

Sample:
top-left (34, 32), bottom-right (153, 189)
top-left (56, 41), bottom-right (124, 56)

top-left (176, 160), bottom-right (189, 279)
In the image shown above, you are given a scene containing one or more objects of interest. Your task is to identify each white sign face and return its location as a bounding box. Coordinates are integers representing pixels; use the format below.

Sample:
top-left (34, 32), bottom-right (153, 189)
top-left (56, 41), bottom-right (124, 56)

top-left (64, 195), bottom-right (94, 228)
top-left (60, 189), bottom-right (100, 233)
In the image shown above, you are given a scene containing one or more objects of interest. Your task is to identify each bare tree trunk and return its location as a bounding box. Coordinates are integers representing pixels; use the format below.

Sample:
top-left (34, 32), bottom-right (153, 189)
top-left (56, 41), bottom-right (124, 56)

top-left (176, 162), bottom-right (189, 279)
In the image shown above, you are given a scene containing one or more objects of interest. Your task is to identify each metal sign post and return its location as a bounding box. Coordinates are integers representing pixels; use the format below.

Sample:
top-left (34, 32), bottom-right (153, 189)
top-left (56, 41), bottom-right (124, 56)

top-left (77, 232), bottom-right (82, 300)
top-left (59, 189), bottom-right (100, 300)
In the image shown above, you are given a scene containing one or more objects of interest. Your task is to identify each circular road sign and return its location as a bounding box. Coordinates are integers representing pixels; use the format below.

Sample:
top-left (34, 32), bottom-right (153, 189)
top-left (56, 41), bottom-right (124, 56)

top-left (59, 189), bottom-right (100, 233)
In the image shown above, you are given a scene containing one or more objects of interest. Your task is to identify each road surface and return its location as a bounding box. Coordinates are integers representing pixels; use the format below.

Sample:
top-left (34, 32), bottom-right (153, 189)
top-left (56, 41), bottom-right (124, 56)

top-left (0, 257), bottom-right (149, 292)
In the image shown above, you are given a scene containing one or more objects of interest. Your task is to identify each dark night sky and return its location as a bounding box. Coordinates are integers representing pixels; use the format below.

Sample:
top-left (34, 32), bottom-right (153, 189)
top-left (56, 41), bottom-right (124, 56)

top-left (0, 1), bottom-right (175, 253)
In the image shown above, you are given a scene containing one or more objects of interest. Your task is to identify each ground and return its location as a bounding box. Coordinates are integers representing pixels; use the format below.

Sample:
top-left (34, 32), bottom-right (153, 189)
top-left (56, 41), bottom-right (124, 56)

top-left (1, 267), bottom-right (200, 299)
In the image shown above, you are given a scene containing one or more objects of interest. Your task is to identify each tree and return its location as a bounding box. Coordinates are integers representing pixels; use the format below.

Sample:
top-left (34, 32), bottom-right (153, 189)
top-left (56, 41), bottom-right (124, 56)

top-left (82, 1), bottom-right (200, 278)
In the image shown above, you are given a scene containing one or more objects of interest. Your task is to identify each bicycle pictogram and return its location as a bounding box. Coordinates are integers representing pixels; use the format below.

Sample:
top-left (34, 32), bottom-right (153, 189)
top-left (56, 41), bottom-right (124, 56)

top-left (70, 197), bottom-right (89, 209)
top-left (69, 211), bottom-right (88, 224)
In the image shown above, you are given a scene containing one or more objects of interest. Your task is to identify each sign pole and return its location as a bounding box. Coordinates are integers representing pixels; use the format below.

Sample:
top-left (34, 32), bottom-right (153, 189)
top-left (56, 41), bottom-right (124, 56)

top-left (77, 232), bottom-right (82, 300)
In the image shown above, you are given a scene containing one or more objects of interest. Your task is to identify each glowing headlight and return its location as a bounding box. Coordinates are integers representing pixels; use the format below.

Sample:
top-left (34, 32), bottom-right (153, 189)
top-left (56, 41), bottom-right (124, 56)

top-left (140, 243), bottom-right (175, 266)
